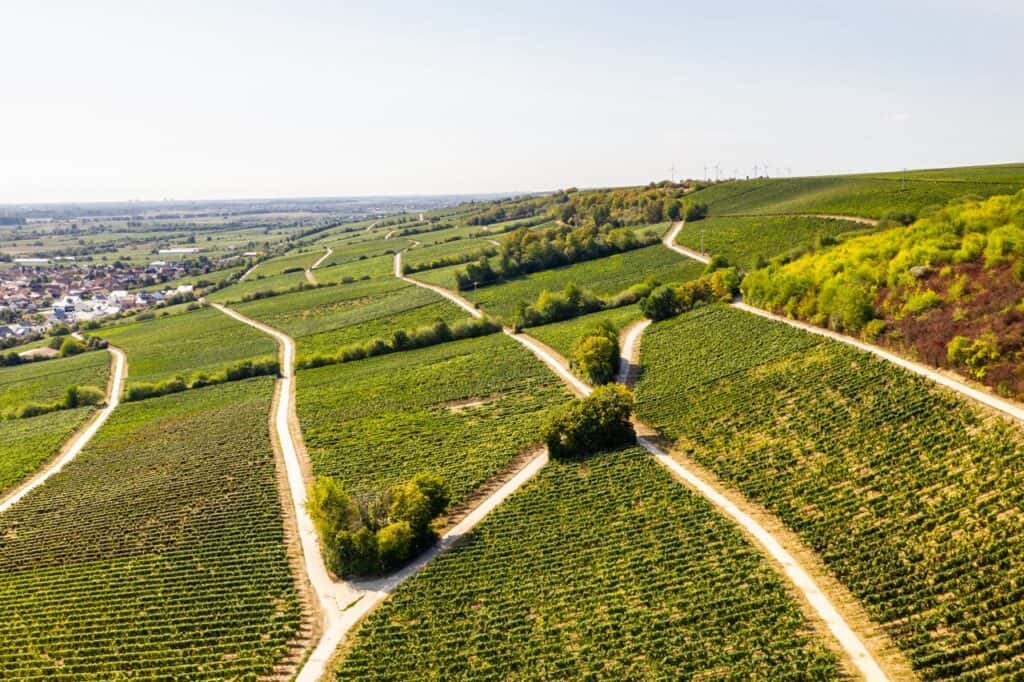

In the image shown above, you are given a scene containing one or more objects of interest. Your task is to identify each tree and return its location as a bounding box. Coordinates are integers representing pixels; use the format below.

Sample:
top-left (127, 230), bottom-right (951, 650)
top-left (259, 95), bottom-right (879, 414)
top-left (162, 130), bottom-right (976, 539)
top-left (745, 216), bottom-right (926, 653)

top-left (640, 285), bottom-right (680, 321)
top-left (542, 384), bottom-right (636, 459)
top-left (571, 332), bottom-right (619, 385)
top-left (59, 337), bottom-right (87, 357)
top-left (306, 477), bottom-right (360, 556)
top-left (378, 521), bottom-right (415, 569)
top-left (665, 199), bottom-right (682, 221)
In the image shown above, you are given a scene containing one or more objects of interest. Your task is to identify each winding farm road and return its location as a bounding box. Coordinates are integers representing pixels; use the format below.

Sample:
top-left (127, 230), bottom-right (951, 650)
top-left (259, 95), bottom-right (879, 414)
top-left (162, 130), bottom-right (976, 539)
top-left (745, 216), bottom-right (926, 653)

top-left (211, 299), bottom-right (552, 680)
top-left (398, 248), bottom-right (892, 681)
top-left (0, 344), bottom-right (127, 514)
top-left (304, 247), bottom-right (333, 286)
top-left (665, 220), bottom-right (1024, 425)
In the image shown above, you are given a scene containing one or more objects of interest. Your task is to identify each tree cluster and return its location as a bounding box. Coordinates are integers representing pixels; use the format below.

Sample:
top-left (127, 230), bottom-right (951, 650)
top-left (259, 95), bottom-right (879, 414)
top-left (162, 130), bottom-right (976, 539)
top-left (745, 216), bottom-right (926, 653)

top-left (543, 384), bottom-right (636, 459)
top-left (454, 223), bottom-right (657, 291)
top-left (640, 268), bottom-right (740, 321)
top-left (570, 322), bottom-right (620, 385)
top-left (306, 473), bottom-right (450, 577)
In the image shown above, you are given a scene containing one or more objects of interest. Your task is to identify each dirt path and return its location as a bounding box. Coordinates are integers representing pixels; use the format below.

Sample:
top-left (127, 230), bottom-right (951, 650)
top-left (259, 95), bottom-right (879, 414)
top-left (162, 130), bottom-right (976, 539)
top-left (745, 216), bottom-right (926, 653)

top-left (734, 302), bottom-right (1024, 423)
top-left (311, 247), bottom-right (333, 270)
top-left (720, 212), bottom-right (880, 226)
top-left (211, 300), bottom-right (553, 680)
top-left (0, 344), bottom-right (127, 514)
top-left (661, 221), bottom-right (1024, 425)
top-left (397, 252), bottom-right (891, 680)
top-left (239, 262), bottom-right (259, 281)
top-left (663, 221), bottom-right (711, 263)
top-left (384, 229), bottom-right (398, 240)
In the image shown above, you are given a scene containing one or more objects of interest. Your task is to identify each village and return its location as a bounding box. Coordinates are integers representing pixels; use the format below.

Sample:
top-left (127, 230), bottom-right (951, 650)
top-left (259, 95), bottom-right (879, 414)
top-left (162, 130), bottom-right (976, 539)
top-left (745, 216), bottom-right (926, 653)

top-left (0, 256), bottom-right (226, 344)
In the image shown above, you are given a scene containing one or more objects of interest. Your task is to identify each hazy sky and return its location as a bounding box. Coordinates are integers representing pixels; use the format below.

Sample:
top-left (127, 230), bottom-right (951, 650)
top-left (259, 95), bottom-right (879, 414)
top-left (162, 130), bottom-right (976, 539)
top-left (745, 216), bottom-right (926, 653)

top-left (2, 1), bottom-right (1022, 202)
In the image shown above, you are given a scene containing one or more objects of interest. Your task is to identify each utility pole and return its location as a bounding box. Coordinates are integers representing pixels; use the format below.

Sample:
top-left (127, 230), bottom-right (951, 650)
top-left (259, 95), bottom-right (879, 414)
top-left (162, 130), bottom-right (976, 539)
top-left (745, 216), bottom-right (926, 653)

top-left (901, 168), bottom-right (907, 191)
top-left (671, 165), bottom-right (675, 183)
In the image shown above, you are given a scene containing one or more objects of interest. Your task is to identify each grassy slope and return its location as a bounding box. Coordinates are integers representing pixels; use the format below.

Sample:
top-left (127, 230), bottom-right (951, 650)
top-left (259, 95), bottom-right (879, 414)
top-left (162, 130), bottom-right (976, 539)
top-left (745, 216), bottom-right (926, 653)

top-left (297, 333), bottom-right (569, 504)
top-left (692, 165), bottom-right (1024, 218)
top-left (206, 269), bottom-right (310, 303)
top-left (0, 407), bottom-right (94, 497)
top-left (635, 305), bottom-right (1024, 680)
top-left (97, 306), bottom-right (276, 384)
top-left (415, 245), bottom-right (704, 322)
top-left (0, 378), bottom-right (299, 679)
top-left (334, 448), bottom-right (842, 680)
top-left (0, 350), bottom-right (109, 413)
top-left (676, 215), bottom-right (871, 268)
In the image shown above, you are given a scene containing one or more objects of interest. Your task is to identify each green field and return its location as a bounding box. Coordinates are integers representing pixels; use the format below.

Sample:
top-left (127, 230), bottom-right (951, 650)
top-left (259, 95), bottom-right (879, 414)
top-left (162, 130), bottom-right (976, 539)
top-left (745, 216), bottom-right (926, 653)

top-left (0, 350), bottom-right (109, 414)
top-left (675, 215), bottom-right (871, 267)
top-left (334, 447), bottom-right (842, 680)
top-left (206, 269), bottom-right (310, 303)
top-left (97, 306), bottom-right (276, 384)
top-left (297, 333), bottom-right (569, 504)
top-left (415, 245), bottom-right (704, 322)
top-left (232, 278), bottom-right (468, 358)
top-left (0, 378), bottom-right (300, 679)
top-left (635, 304), bottom-right (1024, 679)
top-left (0, 407), bottom-right (94, 497)
top-left (314, 254), bottom-right (395, 283)
top-left (526, 304), bottom-right (643, 358)
top-left (690, 165), bottom-right (1024, 218)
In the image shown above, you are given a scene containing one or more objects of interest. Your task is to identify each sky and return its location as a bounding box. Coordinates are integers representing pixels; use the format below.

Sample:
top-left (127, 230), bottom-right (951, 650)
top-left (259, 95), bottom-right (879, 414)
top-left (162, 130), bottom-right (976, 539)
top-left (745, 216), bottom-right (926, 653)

top-left (2, 0), bottom-right (1022, 203)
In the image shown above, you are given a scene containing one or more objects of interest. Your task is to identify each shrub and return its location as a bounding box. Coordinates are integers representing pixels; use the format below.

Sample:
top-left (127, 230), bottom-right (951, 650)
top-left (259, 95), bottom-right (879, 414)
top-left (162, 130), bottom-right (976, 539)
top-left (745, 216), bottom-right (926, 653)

top-left (377, 521), bottom-right (416, 569)
top-left (543, 384), bottom-right (636, 459)
top-left (64, 384), bottom-right (105, 408)
top-left (639, 285), bottom-right (680, 321)
top-left (902, 290), bottom-right (943, 316)
top-left (571, 324), bottom-right (620, 385)
top-left (684, 202), bottom-right (708, 221)
top-left (947, 334), bottom-right (1001, 378)
top-left (307, 473), bottom-right (449, 577)
top-left (702, 254), bottom-right (730, 275)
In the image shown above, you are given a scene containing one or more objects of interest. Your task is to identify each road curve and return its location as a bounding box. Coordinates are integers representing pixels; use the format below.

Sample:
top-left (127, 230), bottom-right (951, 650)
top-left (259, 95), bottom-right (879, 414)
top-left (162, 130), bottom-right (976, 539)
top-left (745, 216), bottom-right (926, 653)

top-left (311, 247), bottom-right (333, 270)
top-left (398, 250), bottom-right (889, 681)
top-left (617, 320), bottom-right (892, 681)
top-left (211, 298), bottom-right (553, 679)
top-left (0, 344), bottom-right (127, 514)
top-left (661, 220), bottom-right (1024, 425)
top-left (663, 221), bottom-right (711, 263)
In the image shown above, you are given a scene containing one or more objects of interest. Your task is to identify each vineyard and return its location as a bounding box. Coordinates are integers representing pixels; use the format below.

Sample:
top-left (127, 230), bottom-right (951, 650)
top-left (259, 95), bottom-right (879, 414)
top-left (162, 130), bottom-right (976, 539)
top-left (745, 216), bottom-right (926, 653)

top-left (96, 306), bottom-right (277, 384)
top-left (0, 378), bottom-right (300, 679)
top-left (526, 304), bottom-right (643, 358)
top-left (232, 278), bottom-right (469, 357)
top-left (688, 165), bottom-right (1024, 218)
top-left (0, 407), bottom-right (93, 496)
top-left (297, 333), bottom-right (569, 505)
top-left (415, 245), bottom-right (703, 322)
top-left (674, 214), bottom-right (870, 268)
top-left (635, 304), bottom-right (1024, 679)
top-left (0, 350), bottom-right (109, 414)
top-left (334, 447), bottom-right (843, 680)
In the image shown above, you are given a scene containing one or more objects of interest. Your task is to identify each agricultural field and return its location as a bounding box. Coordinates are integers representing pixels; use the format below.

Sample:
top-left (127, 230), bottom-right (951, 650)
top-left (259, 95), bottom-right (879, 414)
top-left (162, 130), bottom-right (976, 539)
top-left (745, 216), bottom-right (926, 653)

top-left (415, 245), bottom-right (704, 322)
top-left (95, 306), bottom-right (276, 384)
top-left (0, 407), bottom-right (93, 496)
top-left (205, 268), bottom-right (310, 303)
top-left (635, 304), bottom-right (1024, 679)
top-left (139, 264), bottom-right (245, 292)
top-left (675, 215), bottom-right (871, 268)
top-left (314, 254), bottom-right (395, 283)
top-left (689, 165), bottom-right (1024, 218)
top-left (527, 304), bottom-right (644, 358)
top-left (0, 350), bottom-right (109, 415)
top-left (232, 277), bottom-right (468, 358)
top-left (252, 249), bottom-right (322, 277)
top-left (0, 378), bottom-right (300, 679)
top-left (315, 236), bottom-right (409, 268)
top-left (297, 333), bottom-right (569, 504)
top-left (334, 447), bottom-right (842, 680)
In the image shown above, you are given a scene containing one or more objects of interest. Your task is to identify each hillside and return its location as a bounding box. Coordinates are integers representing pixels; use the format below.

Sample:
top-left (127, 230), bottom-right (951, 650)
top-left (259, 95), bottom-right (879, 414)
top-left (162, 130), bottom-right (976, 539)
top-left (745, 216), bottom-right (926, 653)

top-left (4, 162), bottom-right (1024, 680)
top-left (743, 190), bottom-right (1024, 397)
